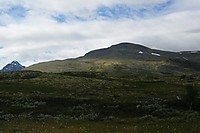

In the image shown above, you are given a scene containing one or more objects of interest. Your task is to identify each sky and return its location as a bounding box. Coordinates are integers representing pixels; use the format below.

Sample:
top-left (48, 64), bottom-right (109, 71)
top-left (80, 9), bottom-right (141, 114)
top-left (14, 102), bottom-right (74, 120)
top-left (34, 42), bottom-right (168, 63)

top-left (0, 0), bottom-right (200, 67)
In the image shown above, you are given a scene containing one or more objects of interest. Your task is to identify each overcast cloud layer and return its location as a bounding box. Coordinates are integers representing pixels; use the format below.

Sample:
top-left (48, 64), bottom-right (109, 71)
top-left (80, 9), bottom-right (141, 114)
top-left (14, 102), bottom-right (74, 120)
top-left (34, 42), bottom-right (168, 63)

top-left (0, 0), bottom-right (200, 67)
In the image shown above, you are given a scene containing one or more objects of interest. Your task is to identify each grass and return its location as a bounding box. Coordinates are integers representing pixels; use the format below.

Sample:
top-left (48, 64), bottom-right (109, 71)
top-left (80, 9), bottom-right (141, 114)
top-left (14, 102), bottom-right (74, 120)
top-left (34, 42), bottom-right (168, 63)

top-left (0, 71), bottom-right (200, 132)
top-left (0, 118), bottom-right (200, 133)
top-left (25, 59), bottom-right (172, 73)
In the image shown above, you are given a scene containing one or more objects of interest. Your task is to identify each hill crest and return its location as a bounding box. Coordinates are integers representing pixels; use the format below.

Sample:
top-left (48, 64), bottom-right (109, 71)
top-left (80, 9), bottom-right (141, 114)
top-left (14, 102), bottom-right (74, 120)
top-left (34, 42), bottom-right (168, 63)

top-left (25, 42), bottom-right (200, 73)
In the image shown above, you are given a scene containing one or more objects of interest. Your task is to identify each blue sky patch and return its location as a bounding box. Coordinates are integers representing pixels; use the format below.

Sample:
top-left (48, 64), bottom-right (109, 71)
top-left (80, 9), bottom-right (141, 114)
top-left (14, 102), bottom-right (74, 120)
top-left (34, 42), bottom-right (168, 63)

top-left (74, 16), bottom-right (86, 22)
top-left (96, 0), bottom-right (174, 20)
top-left (153, 0), bottom-right (174, 12)
top-left (96, 5), bottom-right (136, 20)
top-left (51, 0), bottom-right (174, 22)
top-left (7, 6), bottom-right (28, 19)
top-left (53, 14), bottom-right (87, 23)
top-left (53, 14), bottom-right (66, 23)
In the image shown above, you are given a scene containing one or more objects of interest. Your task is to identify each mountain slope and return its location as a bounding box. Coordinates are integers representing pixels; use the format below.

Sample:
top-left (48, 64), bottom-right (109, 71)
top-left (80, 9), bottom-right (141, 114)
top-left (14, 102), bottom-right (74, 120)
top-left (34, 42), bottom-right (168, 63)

top-left (83, 42), bottom-right (200, 62)
top-left (0, 61), bottom-right (25, 72)
top-left (25, 42), bottom-right (200, 74)
top-left (83, 43), bottom-right (155, 60)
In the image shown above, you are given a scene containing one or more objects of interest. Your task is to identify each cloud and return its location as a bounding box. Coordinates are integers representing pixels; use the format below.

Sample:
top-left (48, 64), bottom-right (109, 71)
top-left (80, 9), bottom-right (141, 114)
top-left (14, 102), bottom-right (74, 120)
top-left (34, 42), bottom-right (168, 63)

top-left (0, 0), bottom-right (199, 68)
top-left (186, 29), bottom-right (200, 34)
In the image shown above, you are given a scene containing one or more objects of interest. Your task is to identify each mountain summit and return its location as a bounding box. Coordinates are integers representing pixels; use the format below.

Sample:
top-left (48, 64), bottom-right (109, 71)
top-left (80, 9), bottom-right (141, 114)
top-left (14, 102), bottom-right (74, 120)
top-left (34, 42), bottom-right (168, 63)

top-left (25, 42), bottom-right (200, 73)
top-left (0, 61), bottom-right (25, 72)
top-left (83, 42), bottom-right (153, 60)
top-left (83, 42), bottom-right (200, 62)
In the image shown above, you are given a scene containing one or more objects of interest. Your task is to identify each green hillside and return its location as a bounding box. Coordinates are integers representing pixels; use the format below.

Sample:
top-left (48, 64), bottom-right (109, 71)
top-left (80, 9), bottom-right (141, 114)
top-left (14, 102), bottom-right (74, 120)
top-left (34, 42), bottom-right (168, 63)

top-left (25, 42), bottom-right (200, 74)
top-left (1, 42), bottom-right (200, 132)
top-left (0, 71), bottom-right (200, 132)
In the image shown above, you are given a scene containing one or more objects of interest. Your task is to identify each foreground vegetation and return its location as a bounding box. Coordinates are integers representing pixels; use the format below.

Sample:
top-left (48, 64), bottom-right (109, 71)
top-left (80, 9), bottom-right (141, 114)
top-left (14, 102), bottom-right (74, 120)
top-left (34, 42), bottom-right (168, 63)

top-left (0, 71), bottom-right (200, 132)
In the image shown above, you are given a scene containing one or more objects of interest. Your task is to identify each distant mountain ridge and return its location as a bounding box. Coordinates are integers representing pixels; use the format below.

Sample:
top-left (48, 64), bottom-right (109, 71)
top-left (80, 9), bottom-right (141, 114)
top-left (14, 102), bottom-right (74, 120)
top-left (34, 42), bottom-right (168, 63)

top-left (83, 42), bottom-right (200, 61)
top-left (25, 42), bottom-right (200, 74)
top-left (0, 61), bottom-right (25, 72)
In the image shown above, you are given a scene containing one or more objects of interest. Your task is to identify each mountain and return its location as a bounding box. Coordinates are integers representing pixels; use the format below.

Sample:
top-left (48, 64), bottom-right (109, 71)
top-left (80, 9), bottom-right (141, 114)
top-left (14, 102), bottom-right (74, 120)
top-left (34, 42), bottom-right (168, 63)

top-left (0, 61), bottom-right (25, 72)
top-left (25, 42), bottom-right (200, 74)
top-left (83, 42), bottom-right (200, 62)
top-left (82, 43), bottom-right (176, 61)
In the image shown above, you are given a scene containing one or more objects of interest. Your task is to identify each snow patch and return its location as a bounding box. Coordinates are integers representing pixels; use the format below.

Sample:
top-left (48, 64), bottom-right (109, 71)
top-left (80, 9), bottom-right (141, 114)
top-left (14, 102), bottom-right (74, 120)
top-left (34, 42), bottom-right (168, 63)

top-left (138, 51), bottom-right (143, 54)
top-left (151, 53), bottom-right (161, 57)
top-left (11, 61), bottom-right (18, 66)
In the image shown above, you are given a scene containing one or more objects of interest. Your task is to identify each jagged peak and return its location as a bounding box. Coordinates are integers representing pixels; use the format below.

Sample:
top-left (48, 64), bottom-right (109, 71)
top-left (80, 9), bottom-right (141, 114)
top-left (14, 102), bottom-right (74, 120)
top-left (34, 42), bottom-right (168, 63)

top-left (11, 60), bottom-right (19, 63)
top-left (0, 61), bottom-right (25, 72)
top-left (11, 60), bottom-right (21, 65)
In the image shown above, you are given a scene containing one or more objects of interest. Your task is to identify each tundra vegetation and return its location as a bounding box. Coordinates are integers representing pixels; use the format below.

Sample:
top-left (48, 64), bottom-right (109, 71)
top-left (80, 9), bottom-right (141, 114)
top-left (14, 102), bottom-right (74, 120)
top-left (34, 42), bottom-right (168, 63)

top-left (0, 71), bottom-right (200, 133)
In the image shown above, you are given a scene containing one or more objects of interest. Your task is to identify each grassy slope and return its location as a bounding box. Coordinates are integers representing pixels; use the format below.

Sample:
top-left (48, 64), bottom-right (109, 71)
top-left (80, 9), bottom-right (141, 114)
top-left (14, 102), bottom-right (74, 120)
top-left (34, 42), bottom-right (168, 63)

top-left (25, 43), bottom-right (200, 74)
top-left (25, 59), bottom-right (189, 75)
top-left (0, 71), bottom-right (200, 132)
